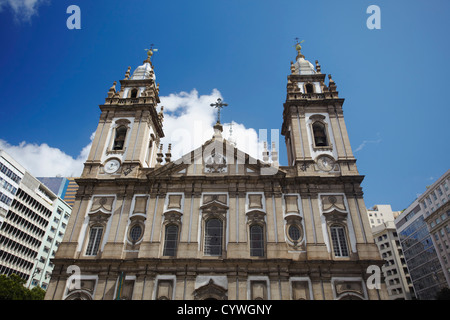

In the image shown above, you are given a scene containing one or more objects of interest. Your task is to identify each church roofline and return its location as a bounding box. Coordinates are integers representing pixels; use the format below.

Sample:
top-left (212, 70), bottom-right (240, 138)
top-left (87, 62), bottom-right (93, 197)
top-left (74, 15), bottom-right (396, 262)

top-left (145, 137), bottom-right (286, 179)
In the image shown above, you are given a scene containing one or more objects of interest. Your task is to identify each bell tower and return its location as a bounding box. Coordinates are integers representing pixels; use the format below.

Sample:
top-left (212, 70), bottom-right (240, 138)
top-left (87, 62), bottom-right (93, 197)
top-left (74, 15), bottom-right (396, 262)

top-left (83, 49), bottom-right (165, 178)
top-left (281, 42), bottom-right (358, 176)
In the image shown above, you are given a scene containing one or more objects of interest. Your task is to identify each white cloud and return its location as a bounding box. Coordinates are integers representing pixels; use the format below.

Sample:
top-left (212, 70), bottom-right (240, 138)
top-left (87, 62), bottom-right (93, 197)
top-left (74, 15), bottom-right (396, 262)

top-left (0, 133), bottom-right (93, 177)
top-left (159, 88), bottom-right (220, 159)
top-left (354, 138), bottom-right (382, 153)
top-left (160, 89), bottom-right (266, 162)
top-left (0, 0), bottom-right (47, 21)
top-left (0, 89), bottom-right (268, 178)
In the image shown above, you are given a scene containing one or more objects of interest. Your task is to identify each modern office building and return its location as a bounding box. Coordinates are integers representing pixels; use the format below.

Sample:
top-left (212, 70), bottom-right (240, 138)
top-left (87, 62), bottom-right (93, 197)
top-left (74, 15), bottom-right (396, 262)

top-left (367, 204), bottom-right (413, 299)
top-left (0, 151), bottom-right (25, 225)
top-left (30, 195), bottom-right (72, 290)
top-left (36, 177), bottom-right (70, 199)
top-left (0, 151), bottom-right (72, 290)
top-left (367, 205), bottom-right (401, 229)
top-left (62, 177), bottom-right (79, 208)
top-left (395, 197), bottom-right (448, 299)
top-left (372, 220), bottom-right (414, 299)
top-left (420, 170), bottom-right (450, 288)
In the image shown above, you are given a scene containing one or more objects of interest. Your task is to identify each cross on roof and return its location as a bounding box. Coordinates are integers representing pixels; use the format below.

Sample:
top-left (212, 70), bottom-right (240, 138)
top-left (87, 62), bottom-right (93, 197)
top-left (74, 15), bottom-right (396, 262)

top-left (210, 98), bottom-right (228, 124)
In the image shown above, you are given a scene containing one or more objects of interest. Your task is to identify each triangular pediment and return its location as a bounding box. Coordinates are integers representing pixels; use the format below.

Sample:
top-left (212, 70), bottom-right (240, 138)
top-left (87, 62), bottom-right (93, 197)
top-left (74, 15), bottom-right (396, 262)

top-left (147, 137), bottom-right (286, 178)
top-left (200, 200), bottom-right (229, 212)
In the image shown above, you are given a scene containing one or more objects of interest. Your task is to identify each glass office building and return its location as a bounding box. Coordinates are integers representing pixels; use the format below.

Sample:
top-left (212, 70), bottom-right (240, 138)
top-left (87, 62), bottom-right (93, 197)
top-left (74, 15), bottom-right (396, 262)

top-left (396, 199), bottom-right (447, 299)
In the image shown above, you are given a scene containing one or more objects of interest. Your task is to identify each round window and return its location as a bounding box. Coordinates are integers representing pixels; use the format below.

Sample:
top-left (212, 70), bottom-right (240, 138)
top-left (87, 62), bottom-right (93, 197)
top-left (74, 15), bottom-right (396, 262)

top-left (129, 224), bottom-right (143, 242)
top-left (288, 225), bottom-right (301, 241)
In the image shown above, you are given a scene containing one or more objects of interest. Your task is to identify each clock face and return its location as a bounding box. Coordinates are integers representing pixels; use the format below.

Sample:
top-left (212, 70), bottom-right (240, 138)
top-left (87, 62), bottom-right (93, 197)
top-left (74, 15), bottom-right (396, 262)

top-left (104, 159), bottom-right (120, 173)
top-left (317, 156), bottom-right (334, 171)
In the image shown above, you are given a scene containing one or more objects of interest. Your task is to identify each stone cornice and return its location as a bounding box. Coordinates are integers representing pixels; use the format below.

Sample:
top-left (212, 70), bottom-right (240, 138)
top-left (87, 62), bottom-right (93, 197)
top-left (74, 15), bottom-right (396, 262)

top-left (73, 174), bottom-right (365, 199)
top-left (288, 73), bottom-right (327, 82)
top-left (119, 79), bottom-right (155, 87)
top-left (49, 257), bottom-right (382, 276)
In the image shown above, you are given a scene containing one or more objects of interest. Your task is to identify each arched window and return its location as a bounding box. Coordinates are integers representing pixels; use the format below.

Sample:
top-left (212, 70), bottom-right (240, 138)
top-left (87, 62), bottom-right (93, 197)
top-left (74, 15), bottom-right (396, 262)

top-left (204, 219), bottom-right (223, 256)
top-left (113, 126), bottom-right (127, 150)
top-left (250, 225), bottom-right (264, 257)
top-left (312, 122), bottom-right (328, 147)
top-left (130, 88), bottom-right (138, 98)
top-left (305, 83), bottom-right (314, 93)
top-left (85, 226), bottom-right (103, 256)
top-left (163, 224), bottom-right (179, 256)
top-left (330, 225), bottom-right (349, 257)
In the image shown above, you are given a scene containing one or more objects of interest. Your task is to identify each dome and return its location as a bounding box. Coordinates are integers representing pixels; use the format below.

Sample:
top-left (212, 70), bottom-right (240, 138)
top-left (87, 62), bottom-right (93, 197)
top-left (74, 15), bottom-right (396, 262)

top-left (130, 62), bottom-right (155, 80)
top-left (294, 57), bottom-right (316, 75)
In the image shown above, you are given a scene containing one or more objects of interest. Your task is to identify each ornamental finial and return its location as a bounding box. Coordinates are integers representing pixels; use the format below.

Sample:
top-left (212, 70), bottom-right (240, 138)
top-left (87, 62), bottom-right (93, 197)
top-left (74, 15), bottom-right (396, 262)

top-left (144, 44), bottom-right (158, 64)
top-left (294, 38), bottom-right (305, 59)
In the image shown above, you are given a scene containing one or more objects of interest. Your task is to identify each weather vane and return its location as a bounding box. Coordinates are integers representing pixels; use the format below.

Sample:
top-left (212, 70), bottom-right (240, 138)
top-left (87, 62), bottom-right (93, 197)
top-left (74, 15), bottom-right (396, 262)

top-left (144, 44), bottom-right (158, 63)
top-left (210, 98), bottom-right (228, 124)
top-left (294, 38), bottom-right (305, 59)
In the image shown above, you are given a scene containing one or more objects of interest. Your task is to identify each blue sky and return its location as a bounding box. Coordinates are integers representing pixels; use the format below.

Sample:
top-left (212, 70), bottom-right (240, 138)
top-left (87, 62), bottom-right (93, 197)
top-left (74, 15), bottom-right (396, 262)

top-left (0, 0), bottom-right (449, 211)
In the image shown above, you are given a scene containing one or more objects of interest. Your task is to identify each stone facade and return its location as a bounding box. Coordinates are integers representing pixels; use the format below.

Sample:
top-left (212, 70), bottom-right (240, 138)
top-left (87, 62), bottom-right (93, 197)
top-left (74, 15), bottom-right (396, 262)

top-left (45, 46), bottom-right (388, 300)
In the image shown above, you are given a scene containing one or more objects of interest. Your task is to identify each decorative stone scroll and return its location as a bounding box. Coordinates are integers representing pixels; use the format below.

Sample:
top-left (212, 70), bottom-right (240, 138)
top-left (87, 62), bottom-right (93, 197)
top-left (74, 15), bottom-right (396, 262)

top-left (90, 196), bottom-right (115, 213)
top-left (200, 194), bottom-right (229, 220)
top-left (321, 195), bottom-right (348, 224)
top-left (205, 154), bottom-right (227, 173)
top-left (321, 195), bottom-right (346, 212)
top-left (246, 210), bottom-right (266, 225)
top-left (194, 277), bottom-right (228, 300)
top-left (88, 196), bottom-right (115, 224)
top-left (163, 210), bottom-right (183, 225)
top-left (333, 279), bottom-right (365, 300)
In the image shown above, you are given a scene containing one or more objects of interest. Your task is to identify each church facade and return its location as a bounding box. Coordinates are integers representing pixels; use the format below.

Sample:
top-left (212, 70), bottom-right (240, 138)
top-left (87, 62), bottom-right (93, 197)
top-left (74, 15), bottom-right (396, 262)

top-left (45, 44), bottom-right (388, 300)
